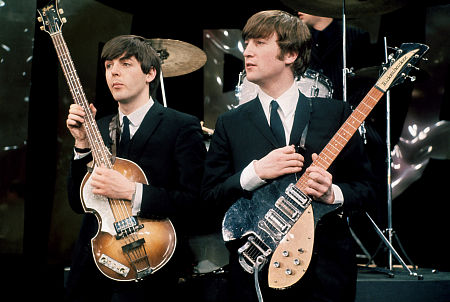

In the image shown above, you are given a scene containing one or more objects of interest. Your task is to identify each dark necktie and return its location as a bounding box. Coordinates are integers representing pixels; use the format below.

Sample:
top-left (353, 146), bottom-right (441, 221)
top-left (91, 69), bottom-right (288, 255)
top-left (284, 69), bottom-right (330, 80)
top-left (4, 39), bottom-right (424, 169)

top-left (270, 100), bottom-right (286, 146)
top-left (119, 116), bottom-right (130, 156)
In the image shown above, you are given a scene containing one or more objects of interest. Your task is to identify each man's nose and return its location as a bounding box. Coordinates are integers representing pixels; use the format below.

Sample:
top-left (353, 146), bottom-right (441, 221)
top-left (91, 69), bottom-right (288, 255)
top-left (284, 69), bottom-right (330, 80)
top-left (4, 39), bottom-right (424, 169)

top-left (110, 64), bottom-right (120, 75)
top-left (243, 43), bottom-right (253, 57)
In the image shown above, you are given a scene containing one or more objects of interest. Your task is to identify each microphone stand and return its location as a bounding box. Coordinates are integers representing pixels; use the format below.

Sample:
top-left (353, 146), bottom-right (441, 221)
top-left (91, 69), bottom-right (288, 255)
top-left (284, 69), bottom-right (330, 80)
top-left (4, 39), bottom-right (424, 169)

top-left (366, 37), bottom-right (421, 279)
top-left (339, 1), bottom-right (421, 279)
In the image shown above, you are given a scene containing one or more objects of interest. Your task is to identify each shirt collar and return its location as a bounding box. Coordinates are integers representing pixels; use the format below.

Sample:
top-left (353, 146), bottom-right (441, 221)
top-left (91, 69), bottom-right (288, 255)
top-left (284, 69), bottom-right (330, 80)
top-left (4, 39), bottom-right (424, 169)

top-left (119, 97), bottom-right (154, 127)
top-left (258, 82), bottom-right (299, 118)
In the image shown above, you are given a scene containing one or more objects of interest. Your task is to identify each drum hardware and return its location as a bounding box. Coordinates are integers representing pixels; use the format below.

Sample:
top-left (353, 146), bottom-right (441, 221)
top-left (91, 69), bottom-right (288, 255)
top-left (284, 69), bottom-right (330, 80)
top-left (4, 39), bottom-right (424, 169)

top-left (375, 37), bottom-right (420, 278)
top-left (234, 69), bottom-right (334, 105)
top-left (297, 69), bottom-right (334, 98)
top-left (147, 38), bottom-right (207, 107)
top-left (200, 121), bottom-right (214, 136)
top-left (283, 0), bottom-right (421, 280)
top-left (280, 0), bottom-right (407, 19)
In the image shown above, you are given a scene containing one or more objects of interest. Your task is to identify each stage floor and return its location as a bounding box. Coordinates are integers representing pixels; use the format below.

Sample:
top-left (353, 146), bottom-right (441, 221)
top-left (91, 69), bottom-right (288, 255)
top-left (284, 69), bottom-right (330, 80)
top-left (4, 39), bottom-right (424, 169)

top-left (356, 267), bottom-right (450, 302)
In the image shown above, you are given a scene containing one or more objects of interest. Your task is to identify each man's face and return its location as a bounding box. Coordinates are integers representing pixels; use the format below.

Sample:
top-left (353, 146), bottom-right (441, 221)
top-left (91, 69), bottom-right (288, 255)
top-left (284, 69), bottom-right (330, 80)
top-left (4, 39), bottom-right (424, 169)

top-left (243, 33), bottom-right (291, 88)
top-left (104, 54), bottom-right (154, 104)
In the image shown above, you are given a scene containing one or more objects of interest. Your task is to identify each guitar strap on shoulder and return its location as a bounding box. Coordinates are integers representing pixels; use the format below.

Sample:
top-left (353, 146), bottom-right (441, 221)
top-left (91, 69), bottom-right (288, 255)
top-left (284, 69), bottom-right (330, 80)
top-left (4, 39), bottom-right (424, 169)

top-left (109, 114), bottom-right (121, 162)
top-left (296, 97), bottom-right (312, 156)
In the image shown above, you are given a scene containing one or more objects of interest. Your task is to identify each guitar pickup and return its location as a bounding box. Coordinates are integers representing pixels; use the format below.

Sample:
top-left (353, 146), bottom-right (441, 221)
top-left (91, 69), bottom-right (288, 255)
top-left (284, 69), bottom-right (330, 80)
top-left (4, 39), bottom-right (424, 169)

top-left (114, 216), bottom-right (144, 239)
top-left (264, 209), bottom-right (290, 234)
top-left (275, 196), bottom-right (300, 221)
top-left (285, 183), bottom-right (311, 208)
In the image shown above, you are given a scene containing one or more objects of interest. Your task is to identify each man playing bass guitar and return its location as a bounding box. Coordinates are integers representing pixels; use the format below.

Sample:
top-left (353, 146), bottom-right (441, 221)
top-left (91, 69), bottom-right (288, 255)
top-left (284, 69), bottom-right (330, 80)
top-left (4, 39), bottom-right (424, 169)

top-left (65, 35), bottom-right (205, 301)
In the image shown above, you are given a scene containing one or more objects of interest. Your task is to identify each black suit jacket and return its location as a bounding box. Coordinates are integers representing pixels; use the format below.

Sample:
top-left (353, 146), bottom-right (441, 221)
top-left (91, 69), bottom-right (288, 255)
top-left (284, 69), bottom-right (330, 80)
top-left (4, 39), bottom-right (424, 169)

top-left (201, 93), bottom-right (377, 301)
top-left (66, 102), bottom-right (206, 301)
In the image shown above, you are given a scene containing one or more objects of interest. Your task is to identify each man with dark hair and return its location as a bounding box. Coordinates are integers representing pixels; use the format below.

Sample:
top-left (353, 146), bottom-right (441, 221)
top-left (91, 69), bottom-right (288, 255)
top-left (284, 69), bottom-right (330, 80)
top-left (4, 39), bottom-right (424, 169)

top-left (65, 35), bottom-right (206, 301)
top-left (202, 10), bottom-right (376, 301)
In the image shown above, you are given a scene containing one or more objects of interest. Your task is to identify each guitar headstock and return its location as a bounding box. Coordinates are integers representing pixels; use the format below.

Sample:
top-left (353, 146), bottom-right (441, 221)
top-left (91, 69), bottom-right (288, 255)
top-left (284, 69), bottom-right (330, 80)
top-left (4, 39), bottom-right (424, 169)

top-left (37, 0), bottom-right (66, 35)
top-left (376, 43), bottom-right (429, 92)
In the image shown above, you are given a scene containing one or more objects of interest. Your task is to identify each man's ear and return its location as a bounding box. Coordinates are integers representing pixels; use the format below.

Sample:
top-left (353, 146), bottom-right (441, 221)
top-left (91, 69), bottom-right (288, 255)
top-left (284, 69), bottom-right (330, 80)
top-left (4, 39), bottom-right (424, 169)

top-left (146, 67), bottom-right (157, 83)
top-left (285, 51), bottom-right (298, 65)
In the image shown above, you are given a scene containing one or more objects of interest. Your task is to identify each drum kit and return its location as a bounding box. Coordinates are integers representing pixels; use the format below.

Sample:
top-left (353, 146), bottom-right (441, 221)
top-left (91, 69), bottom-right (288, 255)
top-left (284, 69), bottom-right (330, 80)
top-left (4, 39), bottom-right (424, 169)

top-left (148, 0), bottom-right (420, 278)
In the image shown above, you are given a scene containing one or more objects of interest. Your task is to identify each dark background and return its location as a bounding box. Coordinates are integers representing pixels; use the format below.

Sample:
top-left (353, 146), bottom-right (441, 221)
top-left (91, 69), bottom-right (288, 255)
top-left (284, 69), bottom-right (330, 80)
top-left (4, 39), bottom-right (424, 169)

top-left (0, 0), bottom-right (449, 298)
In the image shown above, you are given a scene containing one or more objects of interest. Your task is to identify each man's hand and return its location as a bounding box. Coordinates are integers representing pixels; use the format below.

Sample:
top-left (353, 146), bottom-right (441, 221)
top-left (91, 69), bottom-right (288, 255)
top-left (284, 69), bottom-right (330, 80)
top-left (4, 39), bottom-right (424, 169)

top-left (90, 166), bottom-right (136, 201)
top-left (303, 153), bottom-right (335, 204)
top-left (66, 103), bottom-right (97, 148)
top-left (254, 145), bottom-right (304, 180)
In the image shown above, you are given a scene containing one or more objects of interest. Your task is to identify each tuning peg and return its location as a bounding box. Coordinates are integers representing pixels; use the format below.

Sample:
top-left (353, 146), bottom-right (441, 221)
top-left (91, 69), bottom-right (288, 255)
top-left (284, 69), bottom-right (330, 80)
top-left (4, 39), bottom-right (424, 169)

top-left (62, 17), bottom-right (67, 23)
top-left (406, 75), bottom-right (416, 82)
top-left (59, 8), bottom-right (64, 14)
top-left (40, 26), bottom-right (45, 31)
top-left (407, 63), bottom-right (420, 71)
top-left (37, 16), bottom-right (42, 22)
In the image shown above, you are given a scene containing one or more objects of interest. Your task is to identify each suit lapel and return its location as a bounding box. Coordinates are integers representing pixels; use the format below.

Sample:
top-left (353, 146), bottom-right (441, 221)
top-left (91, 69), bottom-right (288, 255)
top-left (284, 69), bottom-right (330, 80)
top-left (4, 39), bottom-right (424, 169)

top-left (128, 101), bottom-right (164, 161)
top-left (245, 94), bottom-right (312, 148)
top-left (245, 97), bottom-right (280, 148)
top-left (289, 93), bottom-right (312, 146)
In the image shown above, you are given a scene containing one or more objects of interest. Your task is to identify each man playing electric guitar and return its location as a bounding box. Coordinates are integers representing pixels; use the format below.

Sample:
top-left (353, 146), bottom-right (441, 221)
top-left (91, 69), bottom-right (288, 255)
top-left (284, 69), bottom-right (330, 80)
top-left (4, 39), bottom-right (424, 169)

top-left (201, 10), bottom-right (377, 302)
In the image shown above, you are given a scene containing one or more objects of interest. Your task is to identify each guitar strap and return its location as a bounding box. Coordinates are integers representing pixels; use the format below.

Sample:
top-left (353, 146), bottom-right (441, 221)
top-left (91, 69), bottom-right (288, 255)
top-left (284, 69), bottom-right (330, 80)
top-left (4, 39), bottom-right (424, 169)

top-left (297, 97), bottom-right (312, 155)
top-left (294, 97), bottom-right (312, 182)
top-left (108, 113), bottom-right (121, 162)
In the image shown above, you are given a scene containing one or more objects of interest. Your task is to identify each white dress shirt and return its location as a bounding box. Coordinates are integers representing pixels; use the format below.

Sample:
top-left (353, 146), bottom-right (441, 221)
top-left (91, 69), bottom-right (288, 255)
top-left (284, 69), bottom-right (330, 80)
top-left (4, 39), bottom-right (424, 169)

top-left (239, 83), bottom-right (343, 204)
top-left (74, 98), bottom-right (155, 215)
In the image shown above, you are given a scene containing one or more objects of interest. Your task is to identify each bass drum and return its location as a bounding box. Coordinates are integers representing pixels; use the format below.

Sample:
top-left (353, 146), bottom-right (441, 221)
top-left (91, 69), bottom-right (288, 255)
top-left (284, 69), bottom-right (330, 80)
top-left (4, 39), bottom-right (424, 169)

top-left (297, 69), bottom-right (333, 99)
top-left (235, 69), bottom-right (333, 105)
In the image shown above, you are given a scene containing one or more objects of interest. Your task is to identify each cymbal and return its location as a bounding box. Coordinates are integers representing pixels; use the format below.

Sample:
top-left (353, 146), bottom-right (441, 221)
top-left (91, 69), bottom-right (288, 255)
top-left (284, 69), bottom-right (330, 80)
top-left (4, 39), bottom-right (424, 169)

top-left (147, 38), bottom-right (207, 77)
top-left (350, 66), bottom-right (429, 83)
top-left (281, 0), bottom-right (408, 18)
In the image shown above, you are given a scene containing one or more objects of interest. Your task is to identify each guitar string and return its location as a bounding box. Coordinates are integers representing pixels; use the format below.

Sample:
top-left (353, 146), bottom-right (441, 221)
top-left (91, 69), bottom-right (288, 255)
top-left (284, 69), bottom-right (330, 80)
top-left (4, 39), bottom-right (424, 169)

top-left (55, 34), bottom-right (135, 225)
top-left (53, 33), bottom-right (149, 273)
top-left (295, 87), bottom-right (382, 193)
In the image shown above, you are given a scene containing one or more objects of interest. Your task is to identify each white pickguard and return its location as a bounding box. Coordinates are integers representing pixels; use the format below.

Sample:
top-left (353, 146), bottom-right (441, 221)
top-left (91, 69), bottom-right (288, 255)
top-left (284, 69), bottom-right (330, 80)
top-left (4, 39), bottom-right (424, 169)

top-left (82, 174), bottom-right (116, 236)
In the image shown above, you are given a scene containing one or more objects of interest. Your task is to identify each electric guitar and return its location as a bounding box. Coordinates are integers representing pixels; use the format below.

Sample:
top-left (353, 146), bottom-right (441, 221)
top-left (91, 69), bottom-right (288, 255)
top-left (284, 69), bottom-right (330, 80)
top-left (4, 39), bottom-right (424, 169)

top-left (37, 0), bottom-right (176, 281)
top-left (222, 42), bottom-right (429, 289)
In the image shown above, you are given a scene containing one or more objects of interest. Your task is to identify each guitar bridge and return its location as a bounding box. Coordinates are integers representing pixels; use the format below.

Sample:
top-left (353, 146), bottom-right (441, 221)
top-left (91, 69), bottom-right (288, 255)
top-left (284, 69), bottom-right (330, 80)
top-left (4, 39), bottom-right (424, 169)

top-left (238, 235), bottom-right (272, 274)
top-left (121, 237), bottom-right (153, 280)
top-left (114, 216), bottom-right (144, 239)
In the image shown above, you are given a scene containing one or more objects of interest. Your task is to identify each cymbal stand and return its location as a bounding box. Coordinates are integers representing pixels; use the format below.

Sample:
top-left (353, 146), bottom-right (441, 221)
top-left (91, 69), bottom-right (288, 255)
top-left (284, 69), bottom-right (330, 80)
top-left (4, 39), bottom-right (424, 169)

top-left (339, 1), bottom-right (419, 278)
top-left (364, 37), bottom-right (421, 279)
top-left (341, 0), bottom-right (367, 143)
top-left (341, 0), bottom-right (348, 103)
top-left (340, 0), bottom-right (373, 263)
top-left (160, 70), bottom-right (167, 107)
